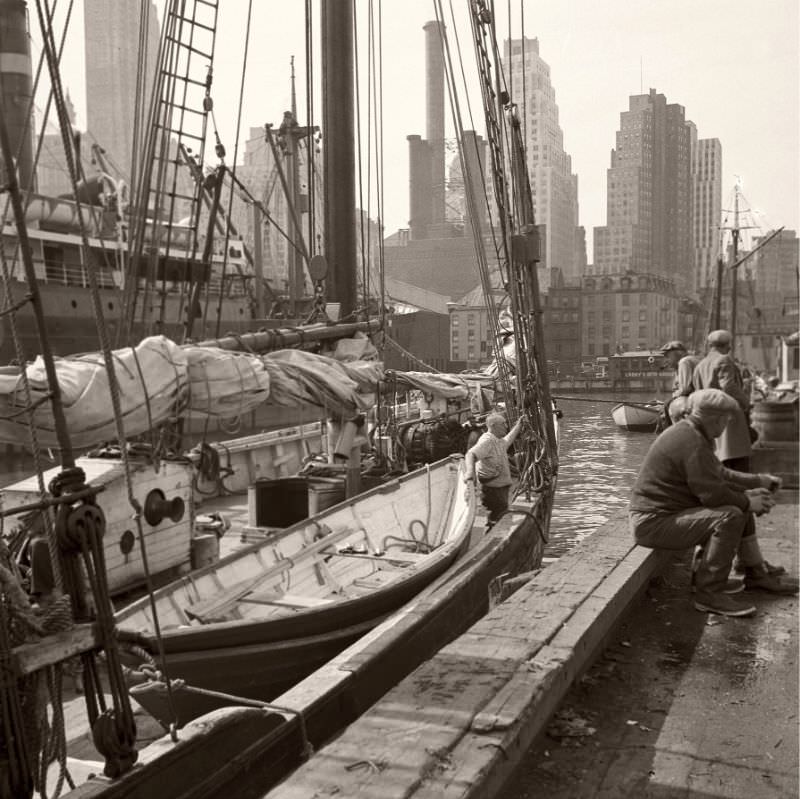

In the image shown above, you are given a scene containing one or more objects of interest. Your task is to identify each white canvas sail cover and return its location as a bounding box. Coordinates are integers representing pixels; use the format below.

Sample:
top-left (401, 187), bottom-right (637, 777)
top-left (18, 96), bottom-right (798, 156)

top-left (0, 335), bottom-right (384, 449)
top-left (184, 345), bottom-right (270, 419)
top-left (0, 336), bottom-right (188, 449)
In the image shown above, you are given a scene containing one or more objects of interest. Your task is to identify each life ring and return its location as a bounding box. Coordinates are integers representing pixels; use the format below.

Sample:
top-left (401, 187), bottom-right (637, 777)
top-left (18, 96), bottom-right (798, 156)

top-left (648, 356), bottom-right (655, 364)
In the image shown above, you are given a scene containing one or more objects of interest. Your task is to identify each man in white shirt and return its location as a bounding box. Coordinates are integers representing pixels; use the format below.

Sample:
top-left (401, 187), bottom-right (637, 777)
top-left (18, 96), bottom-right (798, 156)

top-left (463, 412), bottom-right (523, 525)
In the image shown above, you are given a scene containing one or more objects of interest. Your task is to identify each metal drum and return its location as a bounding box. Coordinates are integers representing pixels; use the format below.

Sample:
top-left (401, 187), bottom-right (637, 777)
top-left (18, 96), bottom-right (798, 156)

top-left (751, 399), bottom-right (799, 446)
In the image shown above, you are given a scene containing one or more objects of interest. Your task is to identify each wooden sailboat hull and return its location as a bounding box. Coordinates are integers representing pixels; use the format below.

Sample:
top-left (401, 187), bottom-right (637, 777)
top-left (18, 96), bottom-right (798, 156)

top-left (611, 401), bottom-right (662, 432)
top-left (63, 490), bottom-right (549, 799)
top-left (115, 456), bottom-right (475, 717)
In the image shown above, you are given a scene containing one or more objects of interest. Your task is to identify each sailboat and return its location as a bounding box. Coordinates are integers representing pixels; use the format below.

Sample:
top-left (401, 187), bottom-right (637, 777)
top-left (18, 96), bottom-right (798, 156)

top-left (0, 2), bottom-right (557, 798)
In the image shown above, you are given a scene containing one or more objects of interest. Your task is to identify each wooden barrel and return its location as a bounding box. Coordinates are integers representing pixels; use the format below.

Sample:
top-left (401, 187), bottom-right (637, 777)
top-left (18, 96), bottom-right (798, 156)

top-left (751, 400), bottom-right (799, 446)
top-left (191, 533), bottom-right (220, 570)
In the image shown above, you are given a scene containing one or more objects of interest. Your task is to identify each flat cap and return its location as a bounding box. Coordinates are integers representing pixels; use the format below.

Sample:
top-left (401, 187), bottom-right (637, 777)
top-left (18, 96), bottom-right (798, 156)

top-left (688, 388), bottom-right (739, 415)
top-left (707, 329), bottom-right (732, 346)
top-left (660, 340), bottom-right (686, 354)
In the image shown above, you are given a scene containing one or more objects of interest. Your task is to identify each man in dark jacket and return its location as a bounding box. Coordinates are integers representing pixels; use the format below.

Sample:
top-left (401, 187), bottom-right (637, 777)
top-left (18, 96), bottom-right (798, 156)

top-left (629, 388), bottom-right (796, 617)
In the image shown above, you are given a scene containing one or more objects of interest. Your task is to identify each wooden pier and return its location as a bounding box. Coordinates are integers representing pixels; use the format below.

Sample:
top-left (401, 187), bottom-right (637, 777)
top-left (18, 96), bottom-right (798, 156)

top-left (266, 512), bottom-right (671, 797)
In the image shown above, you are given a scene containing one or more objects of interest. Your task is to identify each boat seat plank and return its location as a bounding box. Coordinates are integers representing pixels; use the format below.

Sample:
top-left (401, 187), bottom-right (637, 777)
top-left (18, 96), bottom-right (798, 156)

top-left (328, 550), bottom-right (428, 566)
top-left (182, 527), bottom-right (358, 622)
top-left (239, 591), bottom-right (333, 608)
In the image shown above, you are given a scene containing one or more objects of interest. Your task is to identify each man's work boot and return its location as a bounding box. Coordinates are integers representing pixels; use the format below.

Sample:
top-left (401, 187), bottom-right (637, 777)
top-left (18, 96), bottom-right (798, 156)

top-left (691, 578), bottom-right (744, 594)
top-left (736, 536), bottom-right (792, 588)
top-left (694, 592), bottom-right (757, 617)
top-left (734, 559), bottom-right (786, 577)
top-left (743, 566), bottom-right (800, 594)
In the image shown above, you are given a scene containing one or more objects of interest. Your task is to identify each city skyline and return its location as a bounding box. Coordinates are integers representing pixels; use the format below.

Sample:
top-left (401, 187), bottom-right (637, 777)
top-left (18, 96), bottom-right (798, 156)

top-left (46, 1), bottom-right (799, 258)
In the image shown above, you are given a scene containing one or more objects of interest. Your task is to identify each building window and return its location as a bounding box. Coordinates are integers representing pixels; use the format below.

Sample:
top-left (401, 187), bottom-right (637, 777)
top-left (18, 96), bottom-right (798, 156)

top-left (639, 310), bottom-right (647, 321)
top-left (467, 314), bottom-right (475, 326)
top-left (622, 310), bottom-right (630, 322)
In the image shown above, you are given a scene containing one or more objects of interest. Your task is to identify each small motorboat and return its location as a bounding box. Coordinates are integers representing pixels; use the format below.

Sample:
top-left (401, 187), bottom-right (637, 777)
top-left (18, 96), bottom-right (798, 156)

top-left (611, 401), bottom-right (663, 433)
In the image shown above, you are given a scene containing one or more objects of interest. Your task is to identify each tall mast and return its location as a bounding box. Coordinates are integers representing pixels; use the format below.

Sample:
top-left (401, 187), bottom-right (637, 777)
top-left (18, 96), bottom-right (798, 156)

top-left (321, 0), bottom-right (357, 319)
top-left (281, 57), bottom-right (308, 314)
top-left (730, 184), bottom-right (741, 352)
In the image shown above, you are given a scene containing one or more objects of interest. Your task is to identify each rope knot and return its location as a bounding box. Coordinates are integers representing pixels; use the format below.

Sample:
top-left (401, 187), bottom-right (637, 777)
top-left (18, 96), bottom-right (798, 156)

top-left (49, 467), bottom-right (87, 498)
top-left (91, 709), bottom-right (138, 778)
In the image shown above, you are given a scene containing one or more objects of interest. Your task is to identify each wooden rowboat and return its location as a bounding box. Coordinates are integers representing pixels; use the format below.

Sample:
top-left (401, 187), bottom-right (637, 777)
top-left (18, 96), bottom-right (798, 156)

top-left (115, 455), bottom-right (475, 721)
top-left (611, 401), bottom-right (663, 433)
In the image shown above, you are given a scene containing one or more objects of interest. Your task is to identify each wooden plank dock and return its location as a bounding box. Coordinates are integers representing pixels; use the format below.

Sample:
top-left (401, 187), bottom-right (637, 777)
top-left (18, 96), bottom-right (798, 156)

top-left (266, 513), bottom-right (669, 798)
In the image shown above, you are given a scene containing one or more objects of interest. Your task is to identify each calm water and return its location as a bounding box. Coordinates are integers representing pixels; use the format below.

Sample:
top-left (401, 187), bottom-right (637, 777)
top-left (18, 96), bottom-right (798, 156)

top-left (0, 396), bottom-right (658, 558)
top-left (545, 394), bottom-right (657, 559)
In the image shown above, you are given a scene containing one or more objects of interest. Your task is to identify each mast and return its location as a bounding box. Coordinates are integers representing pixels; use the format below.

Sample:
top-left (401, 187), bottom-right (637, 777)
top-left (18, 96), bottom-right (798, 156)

top-left (730, 186), bottom-right (741, 352)
top-left (321, 0), bottom-right (357, 319)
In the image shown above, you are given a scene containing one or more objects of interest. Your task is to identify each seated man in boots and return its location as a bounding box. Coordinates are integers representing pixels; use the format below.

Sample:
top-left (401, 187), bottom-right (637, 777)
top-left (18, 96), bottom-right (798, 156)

top-left (629, 388), bottom-right (797, 617)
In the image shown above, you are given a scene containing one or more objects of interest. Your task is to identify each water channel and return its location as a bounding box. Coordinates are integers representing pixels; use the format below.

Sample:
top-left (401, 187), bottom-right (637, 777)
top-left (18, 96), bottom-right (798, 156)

top-left (545, 393), bottom-right (657, 559)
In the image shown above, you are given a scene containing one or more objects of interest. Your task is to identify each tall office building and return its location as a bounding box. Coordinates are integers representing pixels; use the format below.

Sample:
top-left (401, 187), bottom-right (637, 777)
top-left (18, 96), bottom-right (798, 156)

top-left (84, 0), bottom-right (160, 175)
top-left (503, 37), bottom-right (583, 285)
top-left (592, 89), bottom-right (693, 295)
top-left (690, 129), bottom-right (723, 293)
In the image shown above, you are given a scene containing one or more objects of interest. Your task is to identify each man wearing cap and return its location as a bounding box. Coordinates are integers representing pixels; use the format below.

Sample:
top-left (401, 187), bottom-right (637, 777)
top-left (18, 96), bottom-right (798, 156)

top-left (693, 329), bottom-right (752, 470)
top-left (629, 388), bottom-right (796, 617)
top-left (660, 340), bottom-right (701, 423)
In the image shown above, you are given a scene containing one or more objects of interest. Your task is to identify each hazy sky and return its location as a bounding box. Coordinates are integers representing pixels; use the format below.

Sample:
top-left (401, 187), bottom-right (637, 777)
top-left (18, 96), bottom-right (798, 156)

top-left (49, 1), bottom-right (799, 255)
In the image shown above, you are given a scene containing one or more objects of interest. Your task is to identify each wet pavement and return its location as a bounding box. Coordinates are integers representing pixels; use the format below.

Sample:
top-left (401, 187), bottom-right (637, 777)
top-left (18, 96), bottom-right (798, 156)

top-left (502, 493), bottom-right (798, 799)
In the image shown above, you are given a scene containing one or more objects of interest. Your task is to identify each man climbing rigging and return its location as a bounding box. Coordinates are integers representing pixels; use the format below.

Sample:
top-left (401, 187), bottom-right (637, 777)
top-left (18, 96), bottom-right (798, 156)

top-left (464, 412), bottom-right (524, 526)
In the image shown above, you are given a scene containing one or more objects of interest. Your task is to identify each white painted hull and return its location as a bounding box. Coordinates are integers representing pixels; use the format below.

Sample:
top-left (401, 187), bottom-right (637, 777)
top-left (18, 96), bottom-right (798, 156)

top-left (611, 402), bottom-right (662, 432)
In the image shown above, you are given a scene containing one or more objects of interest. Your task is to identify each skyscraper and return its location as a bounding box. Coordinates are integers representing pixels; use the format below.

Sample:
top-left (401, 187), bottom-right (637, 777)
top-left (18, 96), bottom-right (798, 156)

top-left (83, 0), bottom-right (160, 176)
top-left (593, 89), bottom-right (693, 295)
top-left (690, 129), bottom-right (723, 293)
top-left (503, 36), bottom-right (583, 285)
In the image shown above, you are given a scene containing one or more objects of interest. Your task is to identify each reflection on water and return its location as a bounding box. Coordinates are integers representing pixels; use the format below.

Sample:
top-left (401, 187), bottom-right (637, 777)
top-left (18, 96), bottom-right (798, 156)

top-left (546, 395), bottom-right (657, 560)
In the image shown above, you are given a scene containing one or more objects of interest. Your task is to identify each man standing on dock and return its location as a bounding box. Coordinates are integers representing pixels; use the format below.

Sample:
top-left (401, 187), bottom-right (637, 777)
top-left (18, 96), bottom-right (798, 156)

top-left (464, 412), bottom-right (523, 526)
top-left (693, 329), bottom-right (752, 470)
top-left (660, 340), bottom-right (700, 423)
top-left (628, 388), bottom-right (797, 618)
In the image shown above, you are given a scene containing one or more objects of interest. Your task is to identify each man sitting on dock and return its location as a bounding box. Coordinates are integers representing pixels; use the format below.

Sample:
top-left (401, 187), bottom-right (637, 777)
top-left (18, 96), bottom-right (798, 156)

top-left (629, 388), bottom-right (797, 618)
top-left (464, 412), bottom-right (523, 526)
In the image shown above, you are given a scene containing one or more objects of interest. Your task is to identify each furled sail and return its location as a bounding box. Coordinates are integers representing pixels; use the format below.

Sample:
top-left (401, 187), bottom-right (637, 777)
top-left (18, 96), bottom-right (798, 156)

top-left (0, 335), bottom-right (384, 449)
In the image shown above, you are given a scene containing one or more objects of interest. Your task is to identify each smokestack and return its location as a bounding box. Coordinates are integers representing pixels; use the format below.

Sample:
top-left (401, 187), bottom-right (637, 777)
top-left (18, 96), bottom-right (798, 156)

top-left (423, 20), bottom-right (445, 228)
top-left (0, 0), bottom-right (35, 191)
top-left (407, 134), bottom-right (431, 240)
top-left (461, 130), bottom-right (487, 236)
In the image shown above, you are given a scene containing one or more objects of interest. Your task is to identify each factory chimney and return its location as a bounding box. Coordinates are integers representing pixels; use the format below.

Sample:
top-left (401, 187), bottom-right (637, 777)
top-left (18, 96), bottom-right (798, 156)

top-left (0, 0), bottom-right (35, 191)
top-left (423, 19), bottom-right (445, 231)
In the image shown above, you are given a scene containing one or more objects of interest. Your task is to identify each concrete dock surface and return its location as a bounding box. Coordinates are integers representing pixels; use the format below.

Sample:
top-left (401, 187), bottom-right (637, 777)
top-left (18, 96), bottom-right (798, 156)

top-left (504, 492), bottom-right (799, 799)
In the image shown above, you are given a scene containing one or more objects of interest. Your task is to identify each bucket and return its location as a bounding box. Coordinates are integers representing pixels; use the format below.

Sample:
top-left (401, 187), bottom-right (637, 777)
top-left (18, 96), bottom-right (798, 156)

top-left (308, 478), bottom-right (346, 515)
top-left (249, 477), bottom-right (310, 527)
top-left (751, 400), bottom-right (799, 446)
top-left (191, 533), bottom-right (220, 569)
